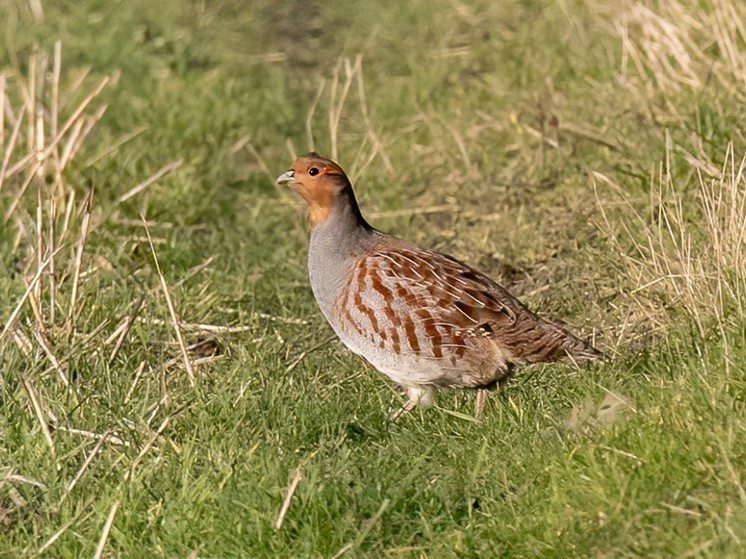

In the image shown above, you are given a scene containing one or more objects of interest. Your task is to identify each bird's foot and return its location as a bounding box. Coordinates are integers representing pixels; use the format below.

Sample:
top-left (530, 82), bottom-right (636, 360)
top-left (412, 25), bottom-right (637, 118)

top-left (389, 398), bottom-right (416, 422)
top-left (475, 389), bottom-right (488, 418)
top-left (389, 386), bottom-right (434, 422)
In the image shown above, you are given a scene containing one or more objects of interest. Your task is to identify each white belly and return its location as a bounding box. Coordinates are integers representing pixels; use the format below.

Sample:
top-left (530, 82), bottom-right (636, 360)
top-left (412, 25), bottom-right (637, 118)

top-left (330, 318), bottom-right (451, 387)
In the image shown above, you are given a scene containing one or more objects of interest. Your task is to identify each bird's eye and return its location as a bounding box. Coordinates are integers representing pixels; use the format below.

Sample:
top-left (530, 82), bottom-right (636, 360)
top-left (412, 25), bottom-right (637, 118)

top-left (309, 167), bottom-right (319, 176)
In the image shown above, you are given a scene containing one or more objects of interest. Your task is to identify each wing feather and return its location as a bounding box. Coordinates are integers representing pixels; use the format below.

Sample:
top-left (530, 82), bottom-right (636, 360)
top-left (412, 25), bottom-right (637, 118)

top-left (342, 247), bottom-right (601, 365)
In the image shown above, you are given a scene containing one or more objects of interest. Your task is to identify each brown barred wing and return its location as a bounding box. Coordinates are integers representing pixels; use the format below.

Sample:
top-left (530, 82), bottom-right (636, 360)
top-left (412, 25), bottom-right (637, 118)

top-left (338, 247), bottom-right (601, 366)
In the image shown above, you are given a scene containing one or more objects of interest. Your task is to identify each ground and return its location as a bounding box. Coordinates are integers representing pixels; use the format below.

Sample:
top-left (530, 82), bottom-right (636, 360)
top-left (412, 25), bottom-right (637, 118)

top-left (0, 0), bottom-right (744, 557)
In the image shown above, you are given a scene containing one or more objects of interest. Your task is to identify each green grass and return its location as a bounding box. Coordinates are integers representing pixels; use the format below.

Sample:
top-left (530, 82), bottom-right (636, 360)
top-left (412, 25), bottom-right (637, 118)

top-left (1, 0), bottom-right (744, 556)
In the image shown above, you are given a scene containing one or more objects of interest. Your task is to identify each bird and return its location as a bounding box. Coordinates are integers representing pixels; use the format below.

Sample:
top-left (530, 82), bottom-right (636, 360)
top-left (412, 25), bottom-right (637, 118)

top-left (277, 152), bottom-right (603, 419)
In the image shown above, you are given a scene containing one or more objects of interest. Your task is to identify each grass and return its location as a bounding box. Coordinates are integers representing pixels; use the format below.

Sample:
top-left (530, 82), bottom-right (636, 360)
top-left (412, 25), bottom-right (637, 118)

top-left (0, 0), bottom-right (744, 556)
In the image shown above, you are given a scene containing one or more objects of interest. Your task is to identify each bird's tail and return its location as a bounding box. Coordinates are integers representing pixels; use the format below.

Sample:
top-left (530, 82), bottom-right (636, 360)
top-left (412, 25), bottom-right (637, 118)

top-left (512, 318), bottom-right (606, 365)
top-left (565, 337), bottom-right (606, 363)
top-left (554, 323), bottom-right (606, 364)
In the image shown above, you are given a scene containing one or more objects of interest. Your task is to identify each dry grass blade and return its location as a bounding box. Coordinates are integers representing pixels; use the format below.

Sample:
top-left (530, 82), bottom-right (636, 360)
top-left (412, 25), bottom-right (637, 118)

top-left (37, 505), bottom-right (94, 555)
top-left (598, 142), bottom-right (745, 334)
top-left (23, 273), bottom-right (46, 334)
top-left (86, 124), bottom-right (149, 166)
top-left (333, 498), bottom-right (391, 557)
top-left (305, 79), bottom-right (326, 150)
top-left (118, 159), bottom-right (183, 202)
top-left (1, 470), bottom-right (46, 489)
top-left (25, 53), bottom-right (36, 156)
top-left (0, 106), bottom-right (25, 193)
top-left (33, 55), bottom-right (47, 178)
top-left (139, 313), bottom-right (308, 331)
top-left (328, 57), bottom-right (360, 161)
top-left (0, 249), bottom-right (59, 341)
top-left (57, 118), bottom-right (83, 168)
top-left (331, 543), bottom-right (354, 559)
top-left (124, 360), bottom-right (147, 404)
top-left (52, 425), bottom-right (129, 447)
top-left (20, 377), bottom-right (57, 461)
top-left (7, 325), bottom-right (32, 355)
top-left (123, 402), bottom-right (191, 482)
top-left (367, 204), bottom-right (455, 219)
top-left (59, 188), bottom-right (75, 241)
top-left (142, 218), bottom-right (196, 386)
top-left (92, 499), bottom-right (121, 559)
top-left (162, 351), bottom-right (223, 370)
top-left (275, 468), bottom-right (303, 530)
top-left (138, 316), bottom-right (253, 333)
top-left (4, 76), bottom-right (110, 180)
top-left (176, 254), bottom-right (214, 286)
top-left (246, 142), bottom-right (274, 183)
top-left (48, 189), bottom-right (57, 324)
top-left (108, 297), bottom-right (145, 364)
top-left (62, 432), bottom-right (110, 499)
top-left (3, 160), bottom-right (42, 222)
top-left (31, 329), bottom-right (69, 386)
top-left (66, 191), bottom-right (92, 334)
top-left (28, 0), bottom-right (43, 20)
top-left (0, 72), bottom-right (5, 148)
top-left (66, 103), bottom-right (108, 164)
top-left (354, 61), bottom-right (393, 173)
top-left (51, 41), bottom-right (61, 140)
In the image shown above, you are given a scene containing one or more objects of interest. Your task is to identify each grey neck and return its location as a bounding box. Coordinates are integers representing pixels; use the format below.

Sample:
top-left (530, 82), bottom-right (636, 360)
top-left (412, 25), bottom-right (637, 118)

top-left (308, 188), bottom-right (376, 316)
top-left (311, 189), bottom-right (373, 248)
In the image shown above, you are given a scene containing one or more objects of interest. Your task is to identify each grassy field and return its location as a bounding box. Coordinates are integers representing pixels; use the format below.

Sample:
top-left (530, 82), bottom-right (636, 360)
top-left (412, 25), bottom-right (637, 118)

top-left (1, 0), bottom-right (744, 556)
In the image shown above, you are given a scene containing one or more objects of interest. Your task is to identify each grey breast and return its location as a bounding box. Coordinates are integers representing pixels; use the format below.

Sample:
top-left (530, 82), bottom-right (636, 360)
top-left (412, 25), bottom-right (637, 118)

top-left (307, 206), bottom-right (375, 329)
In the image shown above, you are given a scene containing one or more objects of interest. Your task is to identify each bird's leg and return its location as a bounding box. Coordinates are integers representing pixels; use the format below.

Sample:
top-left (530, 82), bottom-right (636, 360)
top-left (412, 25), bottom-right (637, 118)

top-left (389, 397), bottom-right (416, 422)
top-left (475, 367), bottom-right (512, 418)
top-left (475, 389), bottom-right (488, 418)
top-left (389, 386), bottom-right (434, 421)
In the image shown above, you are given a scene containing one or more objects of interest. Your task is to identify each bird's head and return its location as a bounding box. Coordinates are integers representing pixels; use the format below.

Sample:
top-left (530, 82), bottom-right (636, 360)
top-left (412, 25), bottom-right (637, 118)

top-left (276, 152), bottom-right (352, 225)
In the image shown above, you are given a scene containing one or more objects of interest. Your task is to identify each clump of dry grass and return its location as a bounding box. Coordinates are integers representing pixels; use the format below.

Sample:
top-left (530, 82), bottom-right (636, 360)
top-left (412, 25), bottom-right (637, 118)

top-left (0, 43), bottom-right (117, 548)
top-left (0, 43), bottom-right (213, 553)
top-left (595, 143), bottom-right (745, 341)
top-left (0, 44), bottom-right (212, 385)
top-left (590, 0), bottom-right (746, 349)
top-left (615, 0), bottom-right (746, 97)
top-left (1, 42), bottom-right (112, 353)
top-left (298, 55), bottom-right (394, 183)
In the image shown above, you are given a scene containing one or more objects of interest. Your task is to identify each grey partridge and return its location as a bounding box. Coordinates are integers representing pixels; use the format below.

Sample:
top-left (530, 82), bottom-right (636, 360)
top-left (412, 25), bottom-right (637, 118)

top-left (277, 153), bottom-right (602, 418)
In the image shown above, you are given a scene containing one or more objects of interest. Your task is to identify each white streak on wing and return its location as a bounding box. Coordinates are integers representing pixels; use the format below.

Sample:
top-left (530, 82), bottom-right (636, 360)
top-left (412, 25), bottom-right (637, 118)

top-left (407, 251), bottom-right (438, 273)
top-left (451, 302), bottom-right (480, 323)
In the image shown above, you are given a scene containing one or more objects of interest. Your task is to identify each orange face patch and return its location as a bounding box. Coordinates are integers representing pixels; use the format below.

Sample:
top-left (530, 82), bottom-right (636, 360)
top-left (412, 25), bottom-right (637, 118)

top-left (291, 179), bottom-right (335, 224)
top-left (289, 154), bottom-right (348, 225)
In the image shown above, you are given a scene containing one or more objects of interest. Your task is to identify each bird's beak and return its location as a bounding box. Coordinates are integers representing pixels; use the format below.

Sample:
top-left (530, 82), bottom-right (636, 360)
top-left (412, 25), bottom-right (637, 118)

top-left (276, 170), bottom-right (295, 187)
